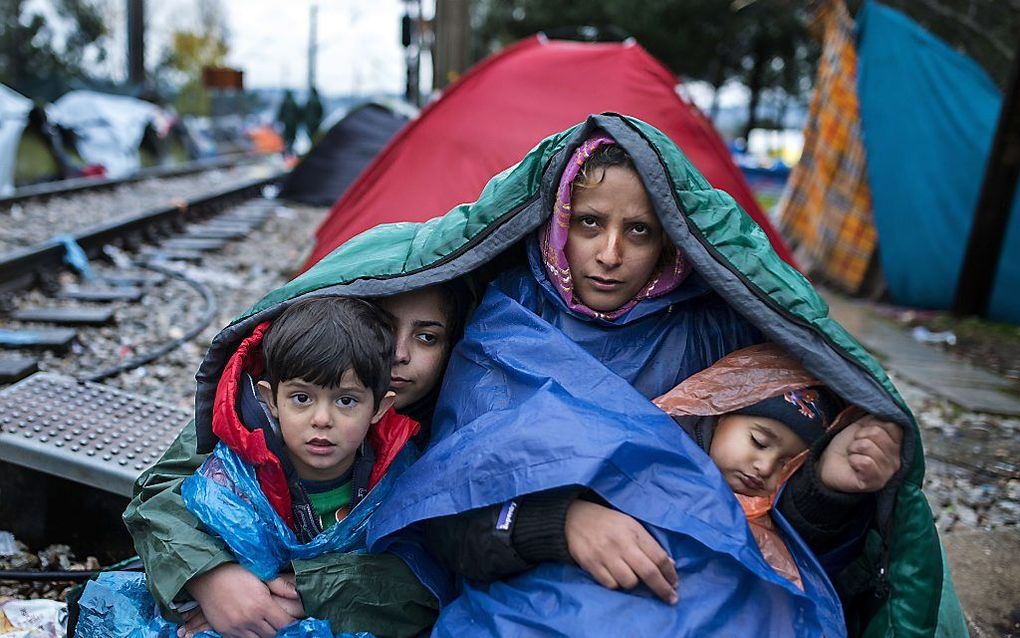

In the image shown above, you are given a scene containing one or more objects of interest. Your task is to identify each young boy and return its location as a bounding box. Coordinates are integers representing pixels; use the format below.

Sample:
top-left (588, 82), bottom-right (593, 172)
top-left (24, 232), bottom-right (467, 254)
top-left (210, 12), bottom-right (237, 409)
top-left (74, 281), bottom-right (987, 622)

top-left (78, 297), bottom-right (438, 638)
top-left (179, 296), bottom-right (436, 636)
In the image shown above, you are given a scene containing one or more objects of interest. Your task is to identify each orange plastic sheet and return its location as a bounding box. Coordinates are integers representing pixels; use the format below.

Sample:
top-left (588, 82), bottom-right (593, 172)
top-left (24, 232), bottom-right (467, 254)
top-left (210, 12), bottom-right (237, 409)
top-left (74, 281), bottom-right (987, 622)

top-left (653, 343), bottom-right (821, 417)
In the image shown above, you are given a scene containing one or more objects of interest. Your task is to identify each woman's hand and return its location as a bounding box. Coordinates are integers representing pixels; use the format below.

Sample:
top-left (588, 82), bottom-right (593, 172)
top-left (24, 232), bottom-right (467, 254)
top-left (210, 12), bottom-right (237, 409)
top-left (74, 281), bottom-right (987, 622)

top-left (818, 416), bottom-right (903, 493)
top-left (183, 563), bottom-right (297, 638)
top-left (564, 500), bottom-right (678, 604)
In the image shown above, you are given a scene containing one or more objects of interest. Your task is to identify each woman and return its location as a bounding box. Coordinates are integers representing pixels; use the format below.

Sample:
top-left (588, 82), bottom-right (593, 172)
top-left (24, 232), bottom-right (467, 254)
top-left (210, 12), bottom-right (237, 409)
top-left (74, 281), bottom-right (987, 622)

top-left (417, 136), bottom-right (899, 613)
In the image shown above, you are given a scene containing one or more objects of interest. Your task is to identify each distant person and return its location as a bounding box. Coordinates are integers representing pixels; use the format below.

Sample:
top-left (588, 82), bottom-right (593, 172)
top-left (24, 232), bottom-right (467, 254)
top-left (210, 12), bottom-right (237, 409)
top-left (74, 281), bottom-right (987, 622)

top-left (304, 87), bottom-right (324, 140)
top-left (276, 90), bottom-right (301, 153)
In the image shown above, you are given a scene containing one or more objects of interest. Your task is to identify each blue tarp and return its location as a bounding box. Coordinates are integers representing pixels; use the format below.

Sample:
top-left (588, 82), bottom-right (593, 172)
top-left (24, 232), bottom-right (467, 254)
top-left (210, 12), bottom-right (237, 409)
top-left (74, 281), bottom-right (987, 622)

top-left (367, 245), bottom-right (846, 637)
top-left (76, 572), bottom-right (363, 638)
top-left (857, 1), bottom-right (1020, 323)
top-left (75, 443), bottom-right (414, 638)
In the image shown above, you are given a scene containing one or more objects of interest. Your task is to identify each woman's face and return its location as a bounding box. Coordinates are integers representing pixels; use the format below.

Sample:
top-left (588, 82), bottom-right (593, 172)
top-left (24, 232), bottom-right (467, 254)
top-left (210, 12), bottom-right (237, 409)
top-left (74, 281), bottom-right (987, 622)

top-left (378, 287), bottom-right (451, 410)
top-left (564, 166), bottom-right (665, 312)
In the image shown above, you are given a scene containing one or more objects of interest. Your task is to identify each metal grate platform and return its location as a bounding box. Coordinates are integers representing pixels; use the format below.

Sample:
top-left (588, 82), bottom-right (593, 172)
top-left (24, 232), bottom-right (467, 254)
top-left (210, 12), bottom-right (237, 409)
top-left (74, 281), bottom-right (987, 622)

top-left (0, 372), bottom-right (191, 496)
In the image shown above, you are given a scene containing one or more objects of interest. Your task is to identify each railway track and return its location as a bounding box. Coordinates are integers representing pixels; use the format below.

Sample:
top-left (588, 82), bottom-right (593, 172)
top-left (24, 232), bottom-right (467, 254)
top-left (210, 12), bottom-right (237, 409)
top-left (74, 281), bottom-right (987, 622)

top-left (0, 169), bottom-right (288, 387)
top-left (0, 164), bottom-right (338, 506)
top-left (0, 153), bottom-right (259, 208)
top-left (0, 173), bottom-right (280, 297)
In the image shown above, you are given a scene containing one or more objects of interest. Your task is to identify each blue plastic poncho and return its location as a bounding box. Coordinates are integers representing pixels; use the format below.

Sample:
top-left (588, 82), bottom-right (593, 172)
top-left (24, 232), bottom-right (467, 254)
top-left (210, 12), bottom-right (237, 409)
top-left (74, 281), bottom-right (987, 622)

top-left (75, 442), bottom-right (415, 638)
top-left (367, 242), bottom-right (846, 637)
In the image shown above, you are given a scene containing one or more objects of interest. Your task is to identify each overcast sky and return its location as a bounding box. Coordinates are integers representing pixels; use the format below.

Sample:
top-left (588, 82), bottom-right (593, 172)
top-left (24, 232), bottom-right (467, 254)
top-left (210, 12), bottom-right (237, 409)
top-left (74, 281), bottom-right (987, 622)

top-left (220, 0), bottom-right (418, 95)
top-left (87, 0), bottom-right (430, 96)
top-left (26, 0), bottom-right (763, 111)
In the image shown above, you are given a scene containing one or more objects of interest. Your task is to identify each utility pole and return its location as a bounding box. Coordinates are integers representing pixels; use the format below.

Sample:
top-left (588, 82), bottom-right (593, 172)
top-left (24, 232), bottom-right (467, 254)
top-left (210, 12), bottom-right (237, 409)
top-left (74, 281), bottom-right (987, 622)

top-left (401, 0), bottom-right (423, 106)
top-left (127, 0), bottom-right (145, 88)
top-left (952, 44), bottom-right (1020, 318)
top-left (308, 4), bottom-right (318, 92)
top-left (434, 0), bottom-right (470, 91)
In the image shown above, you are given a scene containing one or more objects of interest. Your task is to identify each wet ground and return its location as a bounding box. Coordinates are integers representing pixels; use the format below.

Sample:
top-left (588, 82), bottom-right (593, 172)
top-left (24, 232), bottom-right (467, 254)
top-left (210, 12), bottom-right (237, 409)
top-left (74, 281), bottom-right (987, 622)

top-left (825, 289), bottom-right (1020, 637)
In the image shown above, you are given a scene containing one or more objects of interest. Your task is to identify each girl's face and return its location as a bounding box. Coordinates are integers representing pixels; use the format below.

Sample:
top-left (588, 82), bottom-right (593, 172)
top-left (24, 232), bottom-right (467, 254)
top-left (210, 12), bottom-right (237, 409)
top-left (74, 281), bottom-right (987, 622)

top-left (709, 414), bottom-right (806, 498)
top-left (378, 287), bottom-right (451, 410)
top-left (564, 166), bottom-right (665, 312)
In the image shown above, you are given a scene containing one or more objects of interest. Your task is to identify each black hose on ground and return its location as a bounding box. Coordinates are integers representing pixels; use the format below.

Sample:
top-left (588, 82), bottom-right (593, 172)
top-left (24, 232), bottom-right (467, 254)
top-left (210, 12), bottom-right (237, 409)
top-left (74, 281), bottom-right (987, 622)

top-left (79, 260), bottom-right (218, 383)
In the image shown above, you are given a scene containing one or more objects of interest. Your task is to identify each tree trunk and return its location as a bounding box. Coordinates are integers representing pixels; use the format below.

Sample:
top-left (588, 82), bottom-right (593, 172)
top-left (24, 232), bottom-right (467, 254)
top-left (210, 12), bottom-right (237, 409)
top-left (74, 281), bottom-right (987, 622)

top-left (743, 31), bottom-right (767, 140)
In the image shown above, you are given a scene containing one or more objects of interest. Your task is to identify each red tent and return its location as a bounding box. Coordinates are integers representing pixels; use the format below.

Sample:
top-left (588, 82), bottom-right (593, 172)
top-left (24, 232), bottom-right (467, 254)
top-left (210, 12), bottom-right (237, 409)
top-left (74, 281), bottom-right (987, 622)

top-left (306, 36), bottom-right (795, 269)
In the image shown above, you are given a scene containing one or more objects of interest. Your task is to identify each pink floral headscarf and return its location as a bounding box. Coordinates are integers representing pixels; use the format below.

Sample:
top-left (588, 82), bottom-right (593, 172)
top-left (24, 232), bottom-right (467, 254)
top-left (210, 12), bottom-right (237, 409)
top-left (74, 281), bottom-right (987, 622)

top-left (539, 134), bottom-right (690, 320)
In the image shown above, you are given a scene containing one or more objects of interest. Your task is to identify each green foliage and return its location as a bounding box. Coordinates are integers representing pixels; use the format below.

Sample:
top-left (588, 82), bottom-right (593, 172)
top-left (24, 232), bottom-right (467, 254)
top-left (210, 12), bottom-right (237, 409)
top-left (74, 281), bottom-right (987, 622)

top-left (153, 0), bottom-right (230, 116)
top-left (0, 0), bottom-right (109, 101)
top-left (163, 30), bottom-right (229, 77)
top-left (470, 0), bottom-right (819, 134)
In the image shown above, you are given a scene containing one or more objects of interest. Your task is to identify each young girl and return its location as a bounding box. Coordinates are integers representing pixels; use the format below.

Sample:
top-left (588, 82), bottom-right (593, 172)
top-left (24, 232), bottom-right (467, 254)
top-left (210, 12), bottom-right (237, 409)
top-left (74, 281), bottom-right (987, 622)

top-left (655, 343), bottom-right (853, 590)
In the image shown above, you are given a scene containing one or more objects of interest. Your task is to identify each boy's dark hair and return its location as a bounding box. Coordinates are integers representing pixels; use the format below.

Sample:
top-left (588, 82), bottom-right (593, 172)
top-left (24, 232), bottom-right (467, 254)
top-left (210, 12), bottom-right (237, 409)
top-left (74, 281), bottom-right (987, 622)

top-left (262, 297), bottom-right (394, 407)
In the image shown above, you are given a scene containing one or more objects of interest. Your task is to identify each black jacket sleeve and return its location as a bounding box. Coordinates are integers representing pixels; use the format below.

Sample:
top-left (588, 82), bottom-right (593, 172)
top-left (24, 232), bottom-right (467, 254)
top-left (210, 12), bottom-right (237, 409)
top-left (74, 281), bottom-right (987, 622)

top-left (777, 452), bottom-right (873, 554)
top-left (425, 452), bottom-right (872, 584)
top-left (424, 487), bottom-right (580, 582)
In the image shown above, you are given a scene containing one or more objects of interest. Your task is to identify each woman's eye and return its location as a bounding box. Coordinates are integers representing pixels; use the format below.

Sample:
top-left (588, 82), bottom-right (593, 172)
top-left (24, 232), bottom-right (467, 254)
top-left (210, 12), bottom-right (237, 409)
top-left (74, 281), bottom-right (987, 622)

top-left (631, 223), bottom-right (649, 235)
top-left (416, 332), bottom-right (438, 345)
top-left (751, 435), bottom-right (766, 449)
top-left (336, 396), bottom-right (357, 407)
top-left (577, 215), bottom-right (598, 228)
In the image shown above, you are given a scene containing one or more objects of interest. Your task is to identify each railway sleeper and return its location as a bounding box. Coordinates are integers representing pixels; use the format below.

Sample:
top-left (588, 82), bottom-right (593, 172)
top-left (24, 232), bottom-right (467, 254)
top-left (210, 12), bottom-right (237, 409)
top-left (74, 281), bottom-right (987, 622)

top-left (0, 327), bottom-right (77, 352)
top-left (11, 307), bottom-right (115, 326)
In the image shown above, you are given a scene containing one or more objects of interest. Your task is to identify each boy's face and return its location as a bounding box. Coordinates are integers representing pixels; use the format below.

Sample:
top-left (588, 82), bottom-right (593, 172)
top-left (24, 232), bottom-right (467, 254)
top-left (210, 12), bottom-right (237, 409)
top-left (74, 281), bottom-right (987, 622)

top-left (258, 370), bottom-right (394, 482)
top-left (379, 288), bottom-right (450, 410)
top-left (709, 414), bottom-right (808, 498)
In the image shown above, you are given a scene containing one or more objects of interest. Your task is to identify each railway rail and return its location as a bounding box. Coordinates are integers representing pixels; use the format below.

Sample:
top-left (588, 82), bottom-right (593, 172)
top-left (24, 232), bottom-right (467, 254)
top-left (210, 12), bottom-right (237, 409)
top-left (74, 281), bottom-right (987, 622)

top-left (0, 153), bottom-right (258, 207)
top-left (0, 173), bottom-right (280, 296)
top-left (0, 165), bottom-right (315, 504)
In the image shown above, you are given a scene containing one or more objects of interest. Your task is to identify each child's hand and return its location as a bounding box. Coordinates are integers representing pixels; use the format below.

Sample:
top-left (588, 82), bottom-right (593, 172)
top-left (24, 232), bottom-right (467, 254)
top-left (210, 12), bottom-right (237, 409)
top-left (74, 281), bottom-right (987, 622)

top-left (178, 606), bottom-right (210, 638)
top-left (185, 563), bottom-right (298, 638)
top-left (817, 416), bottom-right (902, 493)
top-left (267, 574), bottom-right (305, 618)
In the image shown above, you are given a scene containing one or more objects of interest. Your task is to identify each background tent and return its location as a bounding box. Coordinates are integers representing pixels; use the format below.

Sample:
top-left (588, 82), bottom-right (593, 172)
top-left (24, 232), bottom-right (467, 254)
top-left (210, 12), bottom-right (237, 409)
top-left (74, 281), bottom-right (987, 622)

top-left (47, 90), bottom-right (170, 179)
top-left (305, 35), bottom-right (795, 269)
top-left (779, 0), bottom-right (1019, 324)
top-left (0, 85), bottom-right (34, 195)
top-left (279, 100), bottom-right (416, 206)
top-left (0, 85), bottom-right (69, 194)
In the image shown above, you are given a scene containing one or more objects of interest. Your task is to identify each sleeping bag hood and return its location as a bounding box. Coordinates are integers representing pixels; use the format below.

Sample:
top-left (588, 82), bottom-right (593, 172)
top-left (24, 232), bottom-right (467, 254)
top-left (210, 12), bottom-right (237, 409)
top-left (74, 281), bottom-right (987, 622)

top-left (192, 114), bottom-right (965, 637)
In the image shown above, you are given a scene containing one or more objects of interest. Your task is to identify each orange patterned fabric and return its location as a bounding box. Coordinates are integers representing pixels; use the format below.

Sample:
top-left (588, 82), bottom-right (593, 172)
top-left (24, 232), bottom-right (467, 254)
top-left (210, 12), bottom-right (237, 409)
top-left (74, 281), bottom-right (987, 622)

top-left (778, 0), bottom-right (877, 294)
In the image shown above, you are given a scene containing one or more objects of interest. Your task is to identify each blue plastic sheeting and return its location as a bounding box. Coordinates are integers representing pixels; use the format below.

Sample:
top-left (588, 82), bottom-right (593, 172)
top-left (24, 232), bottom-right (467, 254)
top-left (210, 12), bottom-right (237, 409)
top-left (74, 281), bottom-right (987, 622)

top-left (181, 442), bottom-right (414, 580)
top-left (75, 572), bottom-right (371, 638)
top-left (74, 443), bottom-right (416, 638)
top-left (368, 253), bottom-right (845, 637)
top-left (857, 1), bottom-right (1020, 323)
